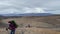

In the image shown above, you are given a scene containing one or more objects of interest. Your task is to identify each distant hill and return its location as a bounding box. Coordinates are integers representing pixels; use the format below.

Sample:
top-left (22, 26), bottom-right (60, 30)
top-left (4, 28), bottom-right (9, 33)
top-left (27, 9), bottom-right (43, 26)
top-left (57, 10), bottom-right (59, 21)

top-left (2, 13), bottom-right (53, 16)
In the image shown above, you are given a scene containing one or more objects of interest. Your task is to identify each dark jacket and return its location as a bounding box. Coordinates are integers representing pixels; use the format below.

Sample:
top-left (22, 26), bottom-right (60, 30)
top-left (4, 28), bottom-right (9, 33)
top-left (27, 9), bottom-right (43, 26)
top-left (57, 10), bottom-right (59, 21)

top-left (9, 23), bottom-right (16, 30)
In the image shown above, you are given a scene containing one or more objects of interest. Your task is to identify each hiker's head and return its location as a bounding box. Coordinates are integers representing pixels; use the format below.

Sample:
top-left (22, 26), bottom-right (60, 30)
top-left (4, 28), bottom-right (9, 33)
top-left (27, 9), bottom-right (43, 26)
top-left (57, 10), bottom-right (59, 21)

top-left (8, 20), bottom-right (15, 24)
top-left (8, 21), bottom-right (12, 24)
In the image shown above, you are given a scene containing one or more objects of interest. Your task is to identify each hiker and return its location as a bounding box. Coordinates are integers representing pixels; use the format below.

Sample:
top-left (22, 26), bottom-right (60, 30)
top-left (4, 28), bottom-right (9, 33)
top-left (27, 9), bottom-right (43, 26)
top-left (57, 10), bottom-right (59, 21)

top-left (6, 20), bottom-right (18, 34)
top-left (28, 24), bottom-right (31, 28)
top-left (26, 24), bottom-right (31, 28)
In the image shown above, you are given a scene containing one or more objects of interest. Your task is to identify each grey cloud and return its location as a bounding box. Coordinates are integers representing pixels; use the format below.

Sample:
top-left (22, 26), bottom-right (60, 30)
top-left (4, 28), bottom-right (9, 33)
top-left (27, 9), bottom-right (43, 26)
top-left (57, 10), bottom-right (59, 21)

top-left (10, 0), bottom-right (60, 10)
top-left (0, 0), bottom-right (60, 14)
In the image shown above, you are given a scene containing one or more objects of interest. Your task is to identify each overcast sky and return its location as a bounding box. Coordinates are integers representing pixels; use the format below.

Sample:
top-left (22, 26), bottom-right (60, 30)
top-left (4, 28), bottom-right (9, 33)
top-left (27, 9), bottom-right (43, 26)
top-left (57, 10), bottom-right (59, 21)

top-left (0, 0), bottom-right (60, 14)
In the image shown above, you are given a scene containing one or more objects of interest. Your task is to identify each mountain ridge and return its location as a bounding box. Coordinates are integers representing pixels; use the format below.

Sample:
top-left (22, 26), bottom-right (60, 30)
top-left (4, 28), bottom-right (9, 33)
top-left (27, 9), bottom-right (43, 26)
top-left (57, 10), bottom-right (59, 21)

top-left (1, 13), bottom-right (53, 16)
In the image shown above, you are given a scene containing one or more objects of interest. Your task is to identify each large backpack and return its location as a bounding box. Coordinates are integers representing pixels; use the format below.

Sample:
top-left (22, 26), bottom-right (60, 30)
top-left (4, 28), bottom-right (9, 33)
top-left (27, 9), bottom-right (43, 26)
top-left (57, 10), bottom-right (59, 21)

top-left (11, 20), bottom-right (18, 28)
top-left (14, 24), bottom-right (18, 28)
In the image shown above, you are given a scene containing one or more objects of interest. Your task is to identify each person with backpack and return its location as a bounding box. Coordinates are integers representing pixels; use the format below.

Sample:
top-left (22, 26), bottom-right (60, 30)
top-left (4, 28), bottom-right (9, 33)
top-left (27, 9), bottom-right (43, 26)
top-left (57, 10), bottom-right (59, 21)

top-left (6, 20), bottom-right (18, 34)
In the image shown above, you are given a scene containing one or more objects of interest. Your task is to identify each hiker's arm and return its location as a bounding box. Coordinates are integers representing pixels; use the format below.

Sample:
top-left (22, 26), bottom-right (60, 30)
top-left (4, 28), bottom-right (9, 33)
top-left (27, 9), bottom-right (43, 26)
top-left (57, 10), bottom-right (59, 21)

top-left (6, 28), bottom-right (8, 31)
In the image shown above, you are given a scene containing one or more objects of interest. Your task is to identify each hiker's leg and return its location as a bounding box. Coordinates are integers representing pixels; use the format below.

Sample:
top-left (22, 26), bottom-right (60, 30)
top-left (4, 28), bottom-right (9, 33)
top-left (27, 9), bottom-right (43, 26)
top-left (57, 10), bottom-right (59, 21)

top-left (10, 30), bottom-right (13, 34)
top-left (12, 30), bottom-right (15, 34)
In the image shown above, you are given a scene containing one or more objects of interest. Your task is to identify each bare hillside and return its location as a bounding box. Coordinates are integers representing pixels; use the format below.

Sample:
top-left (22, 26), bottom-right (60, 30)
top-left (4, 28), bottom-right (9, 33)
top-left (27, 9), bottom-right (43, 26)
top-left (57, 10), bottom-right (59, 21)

top-left (2, 15), bottom-right (60, 28)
